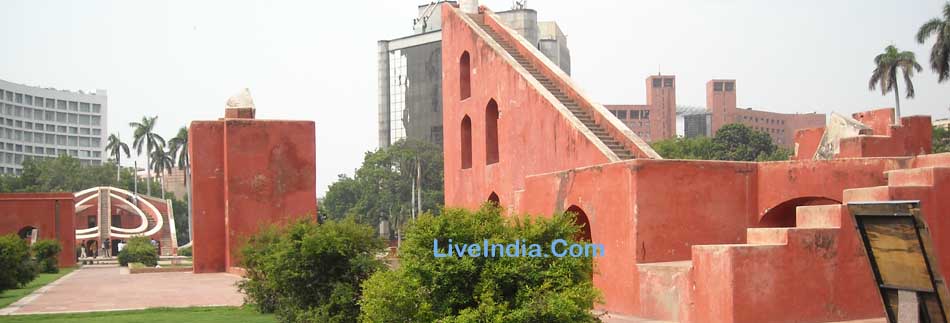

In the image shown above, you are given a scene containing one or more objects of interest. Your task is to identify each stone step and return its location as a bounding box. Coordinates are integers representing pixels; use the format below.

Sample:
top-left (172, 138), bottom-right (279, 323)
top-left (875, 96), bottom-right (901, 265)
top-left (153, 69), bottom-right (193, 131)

top-left (842, 186), bottom-right (890, 203)
top-left (885, 166), bottom-right (950, 187)
top-left (912, 152), bottom-right (950, 168)
top-left (636, 260), bottom-right (693, 322)
top-left (746, 227), bottom-right (790, 245)
top-left (795, 204), bottom-right (844, 228)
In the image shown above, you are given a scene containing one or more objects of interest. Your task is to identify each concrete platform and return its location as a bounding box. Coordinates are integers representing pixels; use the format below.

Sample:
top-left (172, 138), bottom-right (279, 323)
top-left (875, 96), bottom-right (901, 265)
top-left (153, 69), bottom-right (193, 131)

top-left (2, 265), bottom-right (243, 315)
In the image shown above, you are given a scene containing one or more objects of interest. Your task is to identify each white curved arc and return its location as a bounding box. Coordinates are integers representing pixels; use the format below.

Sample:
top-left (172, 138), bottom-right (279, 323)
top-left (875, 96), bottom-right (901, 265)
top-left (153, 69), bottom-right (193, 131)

top-left (137, 196), bottom-right (164, 237)
top-left (73, 186), bottom-right (166, 240)
top-left (76, 194), bottom-right (97, 206)
top-left (74, 193), bottom-right (99, 236)
top-left (108, 193), bottom-right (149, 234)
top-left (74, 186), bottom-right (99, 197)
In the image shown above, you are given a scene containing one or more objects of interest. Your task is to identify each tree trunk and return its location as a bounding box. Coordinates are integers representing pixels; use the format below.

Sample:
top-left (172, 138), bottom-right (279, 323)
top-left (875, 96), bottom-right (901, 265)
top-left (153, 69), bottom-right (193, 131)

top-left (893, 80), bottom-right (902, 126)
top-left (116, 154), bottom-right (121, 182)
top-left (160, 174), bottom-right (166, 199)
top-left (146, 141), bottom-right (152, 196)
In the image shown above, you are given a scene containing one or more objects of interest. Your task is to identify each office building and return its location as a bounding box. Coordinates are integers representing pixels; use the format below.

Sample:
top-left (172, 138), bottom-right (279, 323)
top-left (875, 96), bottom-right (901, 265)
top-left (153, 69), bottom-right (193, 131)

top-left (378, 1), bottom-right (571, 147)
top-left (0, 78), bottom-right (108, 174)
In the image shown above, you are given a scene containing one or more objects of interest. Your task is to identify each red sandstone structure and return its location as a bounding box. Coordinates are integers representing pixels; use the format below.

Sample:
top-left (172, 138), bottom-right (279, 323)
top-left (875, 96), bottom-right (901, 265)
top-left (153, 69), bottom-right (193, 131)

top-left (0, 193), bottom-right (76, 267)
top-left (441, 3), bottom-right (948, 322)
top-left (189, 93), bottom-right (317, 273)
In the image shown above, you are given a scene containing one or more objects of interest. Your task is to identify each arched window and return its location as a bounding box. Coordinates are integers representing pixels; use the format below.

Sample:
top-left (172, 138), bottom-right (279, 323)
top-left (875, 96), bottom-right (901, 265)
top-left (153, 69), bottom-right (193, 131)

top-left (460, 51), bottom-right (471, 100)
top-left (485, 99), bottom-right (499, 165)
top-left (566, 205), bottom-right (592, 242)
top-left (461, 115), bottom-right (472, 169)
top-left (487, 192), bottom-right (500, 206)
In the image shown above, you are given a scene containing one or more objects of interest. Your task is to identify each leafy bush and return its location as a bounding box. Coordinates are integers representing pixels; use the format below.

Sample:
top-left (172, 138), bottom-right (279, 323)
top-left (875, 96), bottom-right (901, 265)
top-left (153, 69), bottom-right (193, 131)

top-left (178, 246), bottom-right (192, 257)
top-left (238, 217), bottom-right (385, 323)
top-left (0, 234), bottom-right (39, 292)
top-left (359, 205), bottom-right (601, 323)
top-left (118, 236), bottom-right (158, 267)
top-left (32, 239), bottom-right (62, 273)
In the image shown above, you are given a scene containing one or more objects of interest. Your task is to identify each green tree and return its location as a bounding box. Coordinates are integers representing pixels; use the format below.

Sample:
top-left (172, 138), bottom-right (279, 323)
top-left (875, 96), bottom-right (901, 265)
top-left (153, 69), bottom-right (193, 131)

top-left (150, 147), bottom-right (174, 199)
top-left (31, 239), bottom-right (62, 273)
top-left (651, 136), bottom-right (718, 160)
top-left (105, 133), bottom-right (131, 181)
top-left (713, 124), bottom-right (779, 161)
top-left (13, 156), bottom-right (118, 192)
top-left (935, 126), bottom-right (950, 153)
top-left (238, 218), bottom-right (385, 322)
top-left (359, 205), bottom-right (601, 322)
top-left (130, 116), bottom-right (165, 196)
top-left (322, 139), bottom-right (444, 240)
top-left (0, 234), bottom-right (38, 292)
top-left (916, 2), bottom-right (950, 83)
top-left (117, 236), bottom-right (158, 267)
top-left (869, 45), bottom-right (923, 123)
top-left (650, 124), bottom-right (787, 161)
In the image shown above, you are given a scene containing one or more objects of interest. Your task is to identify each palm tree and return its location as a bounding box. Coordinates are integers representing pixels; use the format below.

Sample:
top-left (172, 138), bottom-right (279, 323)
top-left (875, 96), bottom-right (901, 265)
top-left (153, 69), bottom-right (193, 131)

top-left (105, 133), bottom-right (130, 181)
top-left (150, 147), bottom-right (174, 199)
top-left (130, 116), bottom-right (165, 196)
top-left (916, 2), bottom-right (950, 83)
top-left (169, 127), bottom-right (191, 240)
top-left (868, 45), bottom-right (922, 125)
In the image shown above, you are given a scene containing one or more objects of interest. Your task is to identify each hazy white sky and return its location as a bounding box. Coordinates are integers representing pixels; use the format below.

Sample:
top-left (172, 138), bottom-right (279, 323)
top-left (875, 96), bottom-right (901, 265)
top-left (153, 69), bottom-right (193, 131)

top-left (1, 0), bottom-right (949, 196)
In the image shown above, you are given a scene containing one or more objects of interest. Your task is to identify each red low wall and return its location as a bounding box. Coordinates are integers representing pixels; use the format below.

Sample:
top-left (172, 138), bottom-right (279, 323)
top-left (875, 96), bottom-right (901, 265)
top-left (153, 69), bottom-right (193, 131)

top-left (0, 193), bottom-right (76, 268)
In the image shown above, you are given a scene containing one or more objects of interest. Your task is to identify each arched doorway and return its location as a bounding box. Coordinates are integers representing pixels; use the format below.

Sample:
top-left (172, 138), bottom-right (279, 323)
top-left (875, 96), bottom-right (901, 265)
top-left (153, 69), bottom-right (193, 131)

top-left (17, 226), bottom-right (36, 240)
top-left (565, 205), bottom-right (592, 242)
top-left (758, 196), bottom-right (841, 227)
top-left (487, 192), bottom-right (500, 206)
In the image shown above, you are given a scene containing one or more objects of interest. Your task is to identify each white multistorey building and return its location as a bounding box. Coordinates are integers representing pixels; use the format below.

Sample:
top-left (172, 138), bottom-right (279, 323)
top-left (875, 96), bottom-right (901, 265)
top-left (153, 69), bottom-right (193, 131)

top-left (0, 78), bottom-right (108, 175)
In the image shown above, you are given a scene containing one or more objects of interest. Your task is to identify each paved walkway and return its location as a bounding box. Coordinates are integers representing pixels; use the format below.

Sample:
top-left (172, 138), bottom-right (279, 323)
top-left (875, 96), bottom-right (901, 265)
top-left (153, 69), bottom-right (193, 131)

top-left (2, 265), bottom-right (243, 315)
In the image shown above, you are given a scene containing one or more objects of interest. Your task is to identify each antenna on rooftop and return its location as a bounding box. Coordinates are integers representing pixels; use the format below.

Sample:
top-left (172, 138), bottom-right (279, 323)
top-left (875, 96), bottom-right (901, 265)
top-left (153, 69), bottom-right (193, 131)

top-left (512, 0), bottom-right (527, 10)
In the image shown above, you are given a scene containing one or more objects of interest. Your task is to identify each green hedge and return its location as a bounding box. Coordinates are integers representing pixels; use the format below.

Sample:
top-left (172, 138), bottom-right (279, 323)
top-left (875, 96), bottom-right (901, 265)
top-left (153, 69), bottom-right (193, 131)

top-left (359, 205), bottom-right (601, 322)
top-left (0, 234), bottom-right (39, 293)
top-left (118, 237), bottom-right (158, 267)
top-left (32, 239), bottom-right (62, 273)
top-left (238, 217), bottom-right (385, 322)
top-left (178, 246), bottom-right (192, 257)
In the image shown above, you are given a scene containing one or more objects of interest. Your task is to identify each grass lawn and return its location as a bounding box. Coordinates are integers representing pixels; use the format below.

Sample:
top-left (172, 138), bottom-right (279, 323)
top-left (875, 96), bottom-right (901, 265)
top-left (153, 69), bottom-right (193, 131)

top-left (0, 306), bottom-right (276, 323)
top-left (0, 267), bottom-right (76, 309)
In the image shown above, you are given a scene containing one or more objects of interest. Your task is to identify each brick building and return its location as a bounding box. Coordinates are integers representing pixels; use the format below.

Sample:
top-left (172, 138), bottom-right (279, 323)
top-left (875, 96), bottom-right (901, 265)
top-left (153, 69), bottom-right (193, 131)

top-left (703, 79), bottom-right (825, 147)
top-left (604, 75), bottom-right (676, 142)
